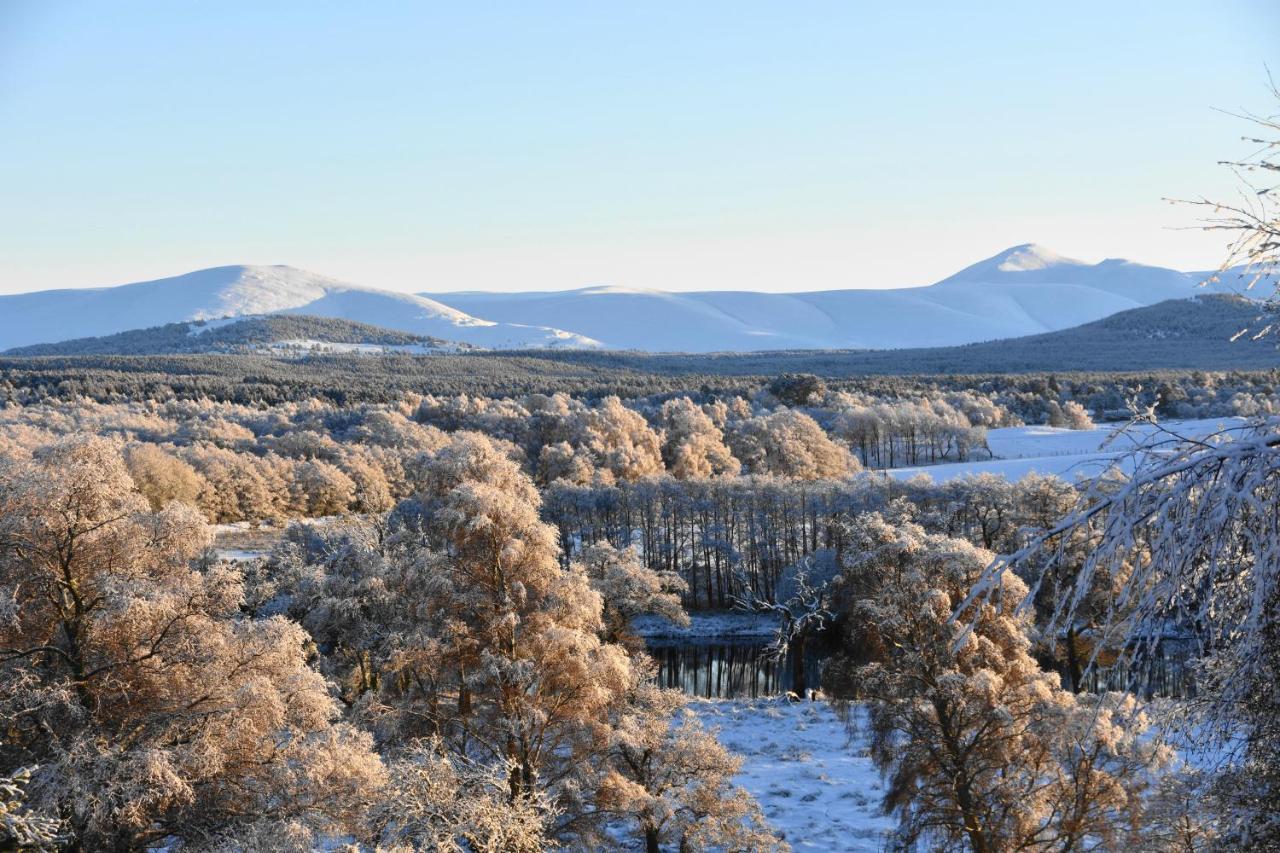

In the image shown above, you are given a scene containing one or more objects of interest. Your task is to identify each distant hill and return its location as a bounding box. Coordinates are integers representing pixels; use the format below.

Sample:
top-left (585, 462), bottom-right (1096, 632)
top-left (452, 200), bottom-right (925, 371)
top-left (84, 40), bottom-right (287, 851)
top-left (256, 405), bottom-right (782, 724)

top-left (0, 265), bottom-right (600, 351)
top-left (3, 296), bottom-right (1274, 379)
top-left (428, 244), bottom-right (1226, 351)
top-left (2, 314), bottom-right (466, 356)
top-left (4, 247), bottom-right (1274, 355)
top-left (477, 294), bottom-right (1280, 375)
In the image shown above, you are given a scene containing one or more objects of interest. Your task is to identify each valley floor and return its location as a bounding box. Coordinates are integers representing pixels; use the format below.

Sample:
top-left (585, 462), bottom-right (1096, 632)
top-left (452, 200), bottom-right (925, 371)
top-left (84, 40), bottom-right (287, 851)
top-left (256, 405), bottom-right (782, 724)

top-left (691, 698), bottom-right (894, 851)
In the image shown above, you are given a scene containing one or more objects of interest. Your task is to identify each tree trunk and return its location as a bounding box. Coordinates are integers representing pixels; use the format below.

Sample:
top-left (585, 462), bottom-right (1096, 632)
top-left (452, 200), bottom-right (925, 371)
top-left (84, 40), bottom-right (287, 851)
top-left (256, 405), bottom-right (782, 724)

top-left (1066, 625), bottom-right (1083, 693)
top-left (791, 631), bottom-right (807, 695)
top-left (645, 826), bottom-right (661, 853)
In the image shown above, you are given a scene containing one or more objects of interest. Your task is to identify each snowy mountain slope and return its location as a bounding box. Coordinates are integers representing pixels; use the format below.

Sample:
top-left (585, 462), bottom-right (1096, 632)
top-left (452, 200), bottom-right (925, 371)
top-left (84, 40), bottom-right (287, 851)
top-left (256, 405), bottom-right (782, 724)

top-left (0, 265), bottom-right (599, 351)
top-left (3, 246), bottom-right (1257, 353)
top-left (430, 245), bottom-right (1204, 351)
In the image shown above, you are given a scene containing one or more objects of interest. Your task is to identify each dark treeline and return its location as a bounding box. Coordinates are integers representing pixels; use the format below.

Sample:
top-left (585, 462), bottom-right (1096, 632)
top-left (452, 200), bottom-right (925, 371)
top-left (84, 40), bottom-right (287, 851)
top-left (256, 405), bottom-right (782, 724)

top-left (542, 472), bottom-right (1070, 610)
top-left (3, 351), bottom-right (1278, 423)
top-left (3, 314), bottom-right (457, 356)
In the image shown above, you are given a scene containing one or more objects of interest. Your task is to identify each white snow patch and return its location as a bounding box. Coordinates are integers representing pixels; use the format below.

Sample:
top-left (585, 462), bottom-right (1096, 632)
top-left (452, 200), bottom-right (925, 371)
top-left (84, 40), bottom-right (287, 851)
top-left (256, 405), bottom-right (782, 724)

top-left (885, 417), bottom-right (1249, 483)
top-left (214, 548), bottom-right (267, 562)
top-left (691, 698), bottom-right (894, 850)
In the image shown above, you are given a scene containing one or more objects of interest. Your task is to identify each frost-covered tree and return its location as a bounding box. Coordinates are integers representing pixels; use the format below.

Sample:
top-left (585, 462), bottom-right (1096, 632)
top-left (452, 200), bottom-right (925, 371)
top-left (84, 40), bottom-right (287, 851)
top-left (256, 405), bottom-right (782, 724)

top-left (729, 409), bottom-right (859, 480)
top-left (373, 737), bottom-right (558, 853)
top-left (600, 687), bottom-right (784, 853)
top-left (658, 397), bottom-right (740, 480)
top-left (0, 767), bottom-right (62, 850)
top-left (968, 96), bottom-right (1280, 845)
top-left (736, 550), bottom-right (838, 696)
top-left (0, 438), bottom-right (384, 849)
top-left (123, 442), bottom-right (203, 510)
top-left (385, 433), bottom-right (639, 815)
top-left (183, 444), bottom-right (280, 522)
top-left (827, 513), bottom-right (1170, 851)
top-left (536, 439), bottom-right (596, 486)
top-left (289, 457), bottom-right (357, 516)
top-left (1046, 399), bottom-right (1095, 430)
top-left (768, 373), bottom-right (827, 406)
top-left (574, 396), bottom-right (665, 483)
top-left (338, 447), bottom-right (396, 513)
top-left (575, 541), bottom-right (688, 643)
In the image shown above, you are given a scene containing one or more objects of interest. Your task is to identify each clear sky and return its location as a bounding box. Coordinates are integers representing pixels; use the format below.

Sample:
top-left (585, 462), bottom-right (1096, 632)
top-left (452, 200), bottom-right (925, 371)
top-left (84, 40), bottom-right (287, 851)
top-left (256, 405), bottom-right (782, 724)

top-left (1, 1), bottom-right (1276, 295)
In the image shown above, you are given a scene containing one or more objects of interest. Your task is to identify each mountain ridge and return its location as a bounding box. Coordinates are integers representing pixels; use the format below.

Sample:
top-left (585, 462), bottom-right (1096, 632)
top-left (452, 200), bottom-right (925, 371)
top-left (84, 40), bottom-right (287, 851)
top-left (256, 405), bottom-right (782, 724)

top-left (0, 265), bottom-right (599, 351)
top-left (428, 245), bottom-right (1214, 351)
top-left (4, 296), bottom-right (1274, 379)
top-left (3, 246), bottom-right (1270, 353)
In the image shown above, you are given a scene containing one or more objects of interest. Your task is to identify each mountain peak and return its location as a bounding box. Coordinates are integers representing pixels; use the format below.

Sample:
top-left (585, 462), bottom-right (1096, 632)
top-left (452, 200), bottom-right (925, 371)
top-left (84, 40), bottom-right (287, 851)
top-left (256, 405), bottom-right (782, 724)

top-left (988, 243), bottom-right (1082, 272)
top-left (938, 244), bottom-right (1089, 284)
top-left (0, 264), bottom-right (602, 351)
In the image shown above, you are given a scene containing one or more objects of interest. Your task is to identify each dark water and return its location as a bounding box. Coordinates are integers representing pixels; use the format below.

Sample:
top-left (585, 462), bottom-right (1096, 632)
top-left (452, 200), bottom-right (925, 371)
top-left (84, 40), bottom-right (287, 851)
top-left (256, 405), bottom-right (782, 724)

top-left (647, 638), bottom-right (1196, 700)
top-left (644, 639), bottom-right (823, 699)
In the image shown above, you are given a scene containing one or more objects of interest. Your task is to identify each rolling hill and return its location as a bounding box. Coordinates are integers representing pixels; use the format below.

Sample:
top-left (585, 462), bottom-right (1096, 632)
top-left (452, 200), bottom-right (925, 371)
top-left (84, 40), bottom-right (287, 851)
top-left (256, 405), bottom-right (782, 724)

top-left (0, 265), bottom-right (599, 351)
top-left (6, 295), bottom-right (1273, 377)
top-left (2, 314), bottom-right (466, 356)
top-left (497, 294), bottom-right (1276, 376)
top-left (427, 245), bottom-right (1213, 351)
top-left (3, 245), bottom-right (1270, 353)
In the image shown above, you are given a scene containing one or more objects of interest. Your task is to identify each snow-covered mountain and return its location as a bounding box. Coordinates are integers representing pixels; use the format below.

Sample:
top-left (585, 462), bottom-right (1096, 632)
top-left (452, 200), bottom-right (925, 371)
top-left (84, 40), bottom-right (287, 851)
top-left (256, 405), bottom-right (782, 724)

top-left (1, 246), bottom-right (1248, 353)
top-left (0, 265), bottom-right (600, 351)
top-left (428, 245), bottom-right (1215, 352)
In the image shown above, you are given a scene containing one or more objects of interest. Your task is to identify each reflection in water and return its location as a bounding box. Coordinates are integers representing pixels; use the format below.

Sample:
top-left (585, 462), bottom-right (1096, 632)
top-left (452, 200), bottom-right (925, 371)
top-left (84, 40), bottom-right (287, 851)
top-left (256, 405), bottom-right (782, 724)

top-left (647, 639), bottom-right (1197, 700)
top-left (644, 640), bottom-right (822, 699)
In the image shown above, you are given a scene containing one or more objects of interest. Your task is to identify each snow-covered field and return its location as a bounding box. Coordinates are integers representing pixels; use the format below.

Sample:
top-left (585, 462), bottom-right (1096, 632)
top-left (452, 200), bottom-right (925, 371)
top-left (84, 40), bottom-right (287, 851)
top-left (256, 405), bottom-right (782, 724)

top-left (693, 698), bottom-right (894, 851)
top-left (887, 417), bottom-right (1248, 483)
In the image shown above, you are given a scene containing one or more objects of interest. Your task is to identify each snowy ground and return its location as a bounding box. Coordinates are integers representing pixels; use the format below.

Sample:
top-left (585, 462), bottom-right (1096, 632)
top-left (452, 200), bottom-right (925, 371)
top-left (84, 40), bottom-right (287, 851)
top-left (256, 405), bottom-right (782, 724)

top-left (210, 515), bottom-right (349, 562)
top-left (692, 698), bottom-right (894, 851)
top-left (887, 417), bottom-right (1248, 483)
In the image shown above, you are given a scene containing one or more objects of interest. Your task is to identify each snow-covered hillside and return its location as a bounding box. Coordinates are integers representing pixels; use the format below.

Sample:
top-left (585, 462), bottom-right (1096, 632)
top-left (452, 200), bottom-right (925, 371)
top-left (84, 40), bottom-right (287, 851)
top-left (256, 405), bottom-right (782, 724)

top-left (0, 265), bottom-right (600, 351)
top-left (430, 245), bottom-right (1208, 351)
top-left (3, 245), bottom-right (1248, 353)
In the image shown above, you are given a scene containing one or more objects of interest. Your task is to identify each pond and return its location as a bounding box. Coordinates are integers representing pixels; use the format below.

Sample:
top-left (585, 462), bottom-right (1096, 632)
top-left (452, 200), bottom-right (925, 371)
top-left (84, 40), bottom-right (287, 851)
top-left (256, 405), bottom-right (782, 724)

top-left (644, 639), bottom-right (823, 699)
top-left (645, 637), bottom-right (1197, 700)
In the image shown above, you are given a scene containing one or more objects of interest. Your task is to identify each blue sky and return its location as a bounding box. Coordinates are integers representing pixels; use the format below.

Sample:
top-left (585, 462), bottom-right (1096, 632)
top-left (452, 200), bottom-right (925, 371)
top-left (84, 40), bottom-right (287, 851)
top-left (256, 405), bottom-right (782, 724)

top-left (1, 1), bottom-right (1276, 294)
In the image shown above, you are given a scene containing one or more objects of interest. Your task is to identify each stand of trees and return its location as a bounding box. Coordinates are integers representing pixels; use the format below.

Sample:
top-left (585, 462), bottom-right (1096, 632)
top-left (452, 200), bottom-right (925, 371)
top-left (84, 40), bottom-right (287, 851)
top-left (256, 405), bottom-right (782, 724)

top-left (0, 435), bottom-right (786, 851)
top-left (543, 472), bottom-right (1079, 611)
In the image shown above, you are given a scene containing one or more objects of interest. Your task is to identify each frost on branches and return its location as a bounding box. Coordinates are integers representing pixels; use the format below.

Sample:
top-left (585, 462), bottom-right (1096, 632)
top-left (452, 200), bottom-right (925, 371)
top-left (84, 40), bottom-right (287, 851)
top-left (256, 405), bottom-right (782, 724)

top-left (1, 767), bottom-right (62, 850)
top-left (965, 94), bottom-right (1280, 846)
top-left (967, 416), bottom-right (1280, 846)
top-left (825, 513), bottom-right (1182, 851)
top-left (260, 431), bottom-right (783, 851)
top-left (0, 438), bottom-right (385, 849)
